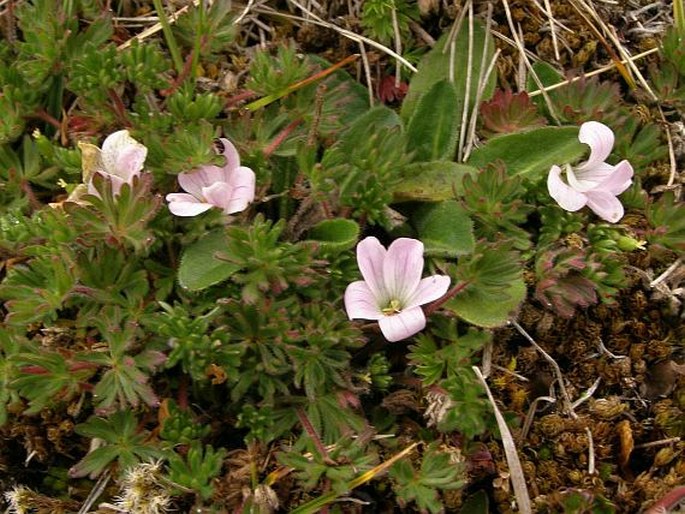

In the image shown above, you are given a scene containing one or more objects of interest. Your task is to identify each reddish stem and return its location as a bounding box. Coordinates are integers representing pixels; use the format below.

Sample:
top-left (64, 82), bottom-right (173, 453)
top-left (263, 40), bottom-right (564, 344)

top-left (225, 89), bottom-right (258, 109)
top-left (160, 51), bottom-right (196, 97)
top-left (177, 374), bottom-right (189, 410)
top-left (424, 281), bottom-right (470, 316)
top-left (263, 119), bottom-right (302, 157)
top-left (68, 362), bottom-right (99, 372)
top-left (106, 88), bottom-right (130, 127)
top-left (20, 179), bottom-right (42, 212)
top-left (29, 109), bottom-right (62, 130)
top-left (21, 366), bottom-right (49, 375)
top-left (296, 407), bottom-right (335, 465)
top-left (644, 486), bottom-right (685, 514)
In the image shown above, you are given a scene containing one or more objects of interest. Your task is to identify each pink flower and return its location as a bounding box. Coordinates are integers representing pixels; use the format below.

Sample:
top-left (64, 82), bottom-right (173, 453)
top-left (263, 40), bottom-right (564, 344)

top-left (166, 138), bottom-right (256, 217)
top-left (86, 130), bottom-right (148, 197)
top-left (344, 237), bottom-right (451, 342)
top-left (547, 121), bottom-right (633, 223)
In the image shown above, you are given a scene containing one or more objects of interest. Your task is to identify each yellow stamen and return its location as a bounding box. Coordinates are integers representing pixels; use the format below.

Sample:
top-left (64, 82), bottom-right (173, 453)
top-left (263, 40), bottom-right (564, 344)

top-left (382, 299), bottom-right (402, 316)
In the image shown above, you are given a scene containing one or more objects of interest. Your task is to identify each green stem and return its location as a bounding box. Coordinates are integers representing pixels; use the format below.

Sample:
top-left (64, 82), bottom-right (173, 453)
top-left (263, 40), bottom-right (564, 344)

top-left (152, 0), bottom-right (185, 76)
top-left (675, 0), bottom-right (685, 36)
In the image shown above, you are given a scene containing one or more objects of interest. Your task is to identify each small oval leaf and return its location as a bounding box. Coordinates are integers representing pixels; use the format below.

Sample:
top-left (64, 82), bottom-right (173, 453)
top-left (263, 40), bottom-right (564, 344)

top-left (406, 80), bottom-right (459, 161)
top-left (394, 161), bottom-right (478, 202)
top-left (411, 201), bottom-right (475, 257)
top-left (447, 277), bottom-right (526, 328)
top-left (467, 126), bottom-right (586, 178)
top-left (178, 230), bottom-right (240, 291)
top-left (306, 218), bottom-right (360, 254)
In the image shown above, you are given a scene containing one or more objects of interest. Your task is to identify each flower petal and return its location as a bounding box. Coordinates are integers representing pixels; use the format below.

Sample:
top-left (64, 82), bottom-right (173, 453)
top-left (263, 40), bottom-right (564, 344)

top-left (585, 190), bottom-right (625, 223)
top-left (201, 182), bottom-right (232, 210)
top-left (405, 275), bottom-right (451, 310)
top-left (383, 238), bottom-right (424, 304)
top-left (224, 166), bottom-right (256, 212)
top-left (598, 160), bottom-right (633, 195)
top-left (356, 237), bottom-right (388, 302)
top-left (87, 173), bottom-right (127, 197)
top-left (567, 161), bottom-right (616, 192)
top-left (166, 193), bottom-right (214, 216)
top-left (378, 306), bottom-right (426, 342)
top-left (344, 281), bottom-right (383, 320)
top-left (101, 130), bottom-right (147, 180)
top-left (178, 165), bottom-right (225, 198)
top-left (547, 165), bottom-right (587, 212)
top-left (218, 138), bottom-right (241, 171)
top-left (577, 121), bottom-right (614, 171)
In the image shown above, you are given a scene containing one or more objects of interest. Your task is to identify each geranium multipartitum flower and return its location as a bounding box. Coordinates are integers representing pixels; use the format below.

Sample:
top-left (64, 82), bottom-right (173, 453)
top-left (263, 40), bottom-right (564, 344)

top-left (85, 130), bottom-right (148, 197)
top-left (166, 138), bottom-right (256, 217)
top-left (547, 121), bottom-right (634, 223)
top-left (344, 237), bottom-right (451, 342)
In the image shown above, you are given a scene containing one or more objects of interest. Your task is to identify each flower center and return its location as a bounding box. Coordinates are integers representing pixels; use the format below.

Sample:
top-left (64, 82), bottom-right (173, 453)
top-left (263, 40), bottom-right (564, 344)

top-left (381, 298), bottom-right (402, 316)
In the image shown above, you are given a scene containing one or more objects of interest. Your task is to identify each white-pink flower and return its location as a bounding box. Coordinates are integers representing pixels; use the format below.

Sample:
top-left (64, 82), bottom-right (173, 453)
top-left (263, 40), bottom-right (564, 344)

top-left (547, 121), bottom-right (633, 223)
top-left (166, 138), bottom-right (256, 217)
top-left (86, 130), bottom-right (148, 197)
top-left (344, 237), bottom-right (451, 342)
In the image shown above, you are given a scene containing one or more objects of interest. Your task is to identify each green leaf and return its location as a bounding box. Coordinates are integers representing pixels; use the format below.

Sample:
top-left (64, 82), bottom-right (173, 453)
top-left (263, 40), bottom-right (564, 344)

top-left (467, 126), bottom-right (586, 178)
top-left (339, 105), bottom-right (403, 155)
top-left (393, 161), bottom-right (477, 202)
top-left (447, 276), bottom-right (525, 328)
top-left (401, 21), bottom-right (496, 132)
top-left (406, 80), bottom-right (459, 161)
top-left (526, 61), bottom-right (564, 92)
top-left (306, 218), bottom-right (359, 254)
top-left (178, 230), bottom-right (240, 291)
top-left (411, 201), bottom-right (474, 257)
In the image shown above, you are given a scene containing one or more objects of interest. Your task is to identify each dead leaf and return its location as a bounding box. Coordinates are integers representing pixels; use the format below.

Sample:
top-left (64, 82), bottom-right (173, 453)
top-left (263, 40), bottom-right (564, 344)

top-left (617, 419), bottom-right (633, 469)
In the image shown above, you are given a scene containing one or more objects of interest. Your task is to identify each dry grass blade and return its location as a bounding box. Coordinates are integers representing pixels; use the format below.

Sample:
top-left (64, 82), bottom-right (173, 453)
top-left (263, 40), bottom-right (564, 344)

top-left (391, 3), bottom-right (403, 88)
top-left (117, 0), bottom-right (199, 50)
top-left (473, 366), bottom-right (532, 514)
top-left (244, 53), bottom-right (360, 111)
top-left (510, 320), bottom-right (576, 416)
top-left (541, 0), bottom-right (561, 60)
top-left (527, 47), bottom-right (659, 97)
top-left (279, 0), bottom-right (417, 73)
top-left (234, 0), bottom-right (256, 25)
top-left (457, 0), bottom-right (474, 162)
top-left (78, 470), bottom-right (110, 514)
top-left (571, 0), bottom-right (658, 100)
top-left (359, 42), bottom-right (375, 107)
top-left (519, 395), bottom-right (556, 442)
top-left (288, 442), bottom-right (420, 514)
top-left (463, 3), bottom-right (499, 161)
top-left (569, 0), bottom-right (637, 89)
top-left (658, 105), bottom-right (678, 187)
top-left (501, 0), bottom-right (560, 124)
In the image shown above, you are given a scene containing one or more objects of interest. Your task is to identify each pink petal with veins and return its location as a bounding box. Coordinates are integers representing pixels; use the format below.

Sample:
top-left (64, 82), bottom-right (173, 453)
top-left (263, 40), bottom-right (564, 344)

top-left (577, 121), bottom-right (614, 170)
top-left (178, 165), bottom-right (225, 198)
top-left (599, 160), bottom-right (633, 196)
top-left (584, 190), bottom-right (625, 223)
top-left (378, 306), bottom-right (426, 342)
top-left (547, 165), bottom-right (587, 212)
top-left (405, 275), bottom-right (451, 310)
top-left (384, 238), bottom-right (424, 303)
top-left (101, 130), bottom-right (147, 180)
top-left (344, 281), bottom-right (384, 320)
top-left (218, 138), bottom-right (241, 171)
top-left (356, 237), bottom-right (388, 302)
top-left (567, 161), bottom-right (616, 192)
top-left (166, 193), bottom-right (214, 216)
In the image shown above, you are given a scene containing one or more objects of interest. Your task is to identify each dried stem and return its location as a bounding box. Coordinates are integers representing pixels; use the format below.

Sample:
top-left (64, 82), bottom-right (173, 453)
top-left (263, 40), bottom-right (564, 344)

top-left (473, 366), bottom-right (532, 514)
top-left (510, 320), bottom-right (576, 417)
